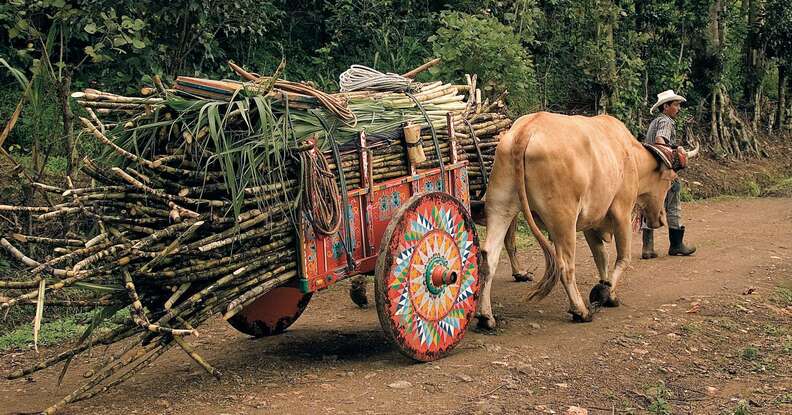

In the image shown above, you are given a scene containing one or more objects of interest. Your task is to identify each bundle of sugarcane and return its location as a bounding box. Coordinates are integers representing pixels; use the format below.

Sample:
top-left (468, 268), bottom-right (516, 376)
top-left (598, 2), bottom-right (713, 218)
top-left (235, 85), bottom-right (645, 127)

top-left (0, 164), bottom-right (300, 413)
top-left (0, 61), bottom-right (512, 413)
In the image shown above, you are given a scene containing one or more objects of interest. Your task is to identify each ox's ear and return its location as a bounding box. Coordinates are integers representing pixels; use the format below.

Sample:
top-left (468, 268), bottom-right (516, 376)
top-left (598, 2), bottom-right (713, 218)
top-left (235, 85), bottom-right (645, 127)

top-left (660, 165), bottom-right (677, 181)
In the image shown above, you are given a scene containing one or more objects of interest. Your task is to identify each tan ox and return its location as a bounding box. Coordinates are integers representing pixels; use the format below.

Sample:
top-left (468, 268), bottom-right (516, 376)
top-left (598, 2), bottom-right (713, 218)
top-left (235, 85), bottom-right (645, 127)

top-left (477, 112), bottom-right (697, 328)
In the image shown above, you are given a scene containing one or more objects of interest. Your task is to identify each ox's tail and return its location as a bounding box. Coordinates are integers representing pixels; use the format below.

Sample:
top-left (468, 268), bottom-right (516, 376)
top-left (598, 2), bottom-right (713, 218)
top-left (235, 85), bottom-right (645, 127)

top-left (512, 131), bottom-right (559, 302)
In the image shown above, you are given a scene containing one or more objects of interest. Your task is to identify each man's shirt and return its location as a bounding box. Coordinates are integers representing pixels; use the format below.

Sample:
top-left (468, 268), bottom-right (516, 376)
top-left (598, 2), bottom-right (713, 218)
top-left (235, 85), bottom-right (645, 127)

top-left (644, 113), bottom-right (676, 146)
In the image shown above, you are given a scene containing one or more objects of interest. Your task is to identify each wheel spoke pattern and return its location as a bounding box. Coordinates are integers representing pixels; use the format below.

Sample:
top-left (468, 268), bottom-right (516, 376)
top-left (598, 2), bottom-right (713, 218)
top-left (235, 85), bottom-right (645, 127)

top-left (375, 192), bottom-right (480, 361)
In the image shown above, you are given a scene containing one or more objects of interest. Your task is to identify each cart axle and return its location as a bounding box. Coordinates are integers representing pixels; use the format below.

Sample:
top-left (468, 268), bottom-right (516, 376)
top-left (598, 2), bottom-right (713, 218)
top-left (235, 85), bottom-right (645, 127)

top-left (430, 265), bottom-right (457, 287)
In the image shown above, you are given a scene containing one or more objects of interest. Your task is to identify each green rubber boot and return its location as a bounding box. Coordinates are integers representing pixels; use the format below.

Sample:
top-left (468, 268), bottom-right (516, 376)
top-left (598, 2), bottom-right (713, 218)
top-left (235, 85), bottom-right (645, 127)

top-left (641, 230), bottom-right (657, 259)
top-left (669, 226), bottom-right (696, 256)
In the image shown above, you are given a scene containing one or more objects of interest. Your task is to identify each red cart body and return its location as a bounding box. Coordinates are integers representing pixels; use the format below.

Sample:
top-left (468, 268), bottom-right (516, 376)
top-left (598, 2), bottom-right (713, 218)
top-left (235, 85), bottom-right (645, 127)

top-left (299, 132), bottom-right (471, 293)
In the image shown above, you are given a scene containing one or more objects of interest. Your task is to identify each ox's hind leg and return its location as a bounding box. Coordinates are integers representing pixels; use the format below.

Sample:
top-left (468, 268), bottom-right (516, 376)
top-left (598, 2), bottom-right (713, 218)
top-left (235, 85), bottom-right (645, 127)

top-left (477, 195), bottom-right (518, 330)
top-left (553, 227), bottom-right (592, 322)
top-left (477, 213), bottom-right (515, 330)
top-left (505, 219), bottom-right (532, 282)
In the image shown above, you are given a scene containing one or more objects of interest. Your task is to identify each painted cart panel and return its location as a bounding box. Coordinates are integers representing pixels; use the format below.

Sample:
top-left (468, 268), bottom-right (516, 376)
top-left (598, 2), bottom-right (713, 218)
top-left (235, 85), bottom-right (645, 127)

top-left (299, 136), bottom-right (469, 293)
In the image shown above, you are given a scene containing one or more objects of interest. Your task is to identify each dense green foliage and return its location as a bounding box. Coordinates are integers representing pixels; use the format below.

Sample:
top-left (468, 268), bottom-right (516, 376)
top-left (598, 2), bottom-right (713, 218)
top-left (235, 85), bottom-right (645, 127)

top-left (429, 11), bottom-right (539, 114)
top-left (1, 0), bottom-right (790, 165)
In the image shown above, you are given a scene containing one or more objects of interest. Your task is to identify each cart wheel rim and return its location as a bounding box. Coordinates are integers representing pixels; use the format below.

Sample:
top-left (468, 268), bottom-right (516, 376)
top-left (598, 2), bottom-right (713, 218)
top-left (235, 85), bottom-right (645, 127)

top-left (375, 192), bottom-right (480, 361)
top-left (227, 285), bottom-right (312, 337)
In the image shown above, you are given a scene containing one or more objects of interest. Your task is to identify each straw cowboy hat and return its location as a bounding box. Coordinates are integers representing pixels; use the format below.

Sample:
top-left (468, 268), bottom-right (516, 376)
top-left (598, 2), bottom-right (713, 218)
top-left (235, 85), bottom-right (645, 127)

top-left (650, 89), bottom-right (687, 113)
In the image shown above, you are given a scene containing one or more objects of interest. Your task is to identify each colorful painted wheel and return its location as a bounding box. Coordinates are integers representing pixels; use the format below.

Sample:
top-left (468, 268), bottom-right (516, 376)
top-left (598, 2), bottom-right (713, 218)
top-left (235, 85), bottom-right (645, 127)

top-left (227, 281), bottom-right (312, 337)
top-left (374, 192), bottom-right (481, 361)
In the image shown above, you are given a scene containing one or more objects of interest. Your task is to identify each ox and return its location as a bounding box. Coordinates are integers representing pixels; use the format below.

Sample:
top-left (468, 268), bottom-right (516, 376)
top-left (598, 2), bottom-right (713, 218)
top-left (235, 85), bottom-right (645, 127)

top-left (476, 112), bottom-right (697, 328)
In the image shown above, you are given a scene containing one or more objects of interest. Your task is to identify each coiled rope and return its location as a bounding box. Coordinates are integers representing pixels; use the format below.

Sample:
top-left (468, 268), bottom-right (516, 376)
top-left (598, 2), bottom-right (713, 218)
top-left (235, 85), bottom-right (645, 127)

top-left (339, 65), bottom-right (415, 92)
top-left (298, 143), bottom-right (342, 236)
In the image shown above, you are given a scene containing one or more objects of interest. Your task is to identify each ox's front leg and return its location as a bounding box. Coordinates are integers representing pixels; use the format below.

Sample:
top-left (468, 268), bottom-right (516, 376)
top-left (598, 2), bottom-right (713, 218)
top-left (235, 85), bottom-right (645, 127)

top-left (477, 216), bottom-right (513, 330)
top-left (591, 218), bottom-right (631, 307)
top-left (585, 230), bottom-right (611, 308)
top-left (554, 229), bottom-right (592, 322)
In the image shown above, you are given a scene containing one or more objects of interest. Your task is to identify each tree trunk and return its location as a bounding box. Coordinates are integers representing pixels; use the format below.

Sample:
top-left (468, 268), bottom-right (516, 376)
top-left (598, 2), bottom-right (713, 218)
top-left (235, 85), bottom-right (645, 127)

top-left (595, 0), bottom-right (617, 114)
top-left (778, 64), bottom-right (788, 130)
top-left (699, 0), bottom-right (760, 157)
top-left (744, 0), bottom-right (766, 129)
top-left (57, 73), bottom-right (76, 177)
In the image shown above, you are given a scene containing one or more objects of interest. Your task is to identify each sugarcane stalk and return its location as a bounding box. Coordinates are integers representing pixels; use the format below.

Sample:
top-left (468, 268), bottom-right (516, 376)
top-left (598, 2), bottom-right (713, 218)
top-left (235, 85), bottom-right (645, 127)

top-left (77, 100), bottom-right (160, 111)
top-left (80, 117), bottom-right (157, 168)
top-left (81, 157), bottom-right (123, 185)
top-left (137, 220), bottom-right (204, 273)
top-left (164, 283), bottom-right (191, 310)
top-left (117, 223), bottom-right (157, 235)
top-left (144, 240), bottom-right (293, 278)
top-left (73, 244), bottom-right (128, 272)
top-left (173, 336), bottom-right (222, 379)
top-left (71, 340), bottom-right (174, 404)
top-left (85, 107), bottom-right (106, 135)
top-left (72, 90), bottom-right (165, 104)
top-left (123, 270), bottom-right (196, 336)
top-left (34, 207), bottom-right (82, 221)
top-left (111, 167), bottom-right (226, 208)
top-left (31, 182), bottom-right (65, 193)
top-left (0, 204), bottom-right (56, 213)
top-left (133, 219), bottom-right (202, 249)
top-left (16, 297), bottom-right (125, 307)
top-left (0, 278), bottom-right (46, 289)
top-left (6, 323), bottom-right (139, 380)
top-left (27, 243), bottom-right (112, 277)
top-left (63, 186), bottom-right (135, 197)
top-left (159, 247), bottom-right (293, 285)
top-left (0, 268), bottom-right (107, 310)
top-left (11, 234), bottom-right (85, 246)
top-left (185, 203), bottom-right (291, 251)
top-left (153, 258), bottom-right (266, 326)
top-left (42, 335), bottom-right (158, 414)
top-left (196, 218), bottom-right (290, 253)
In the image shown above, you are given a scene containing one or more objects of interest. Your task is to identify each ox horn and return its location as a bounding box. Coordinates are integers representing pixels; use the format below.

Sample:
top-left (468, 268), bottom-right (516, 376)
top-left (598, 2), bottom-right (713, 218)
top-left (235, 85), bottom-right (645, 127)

top-left (686, 142), bottom-right (700, 159)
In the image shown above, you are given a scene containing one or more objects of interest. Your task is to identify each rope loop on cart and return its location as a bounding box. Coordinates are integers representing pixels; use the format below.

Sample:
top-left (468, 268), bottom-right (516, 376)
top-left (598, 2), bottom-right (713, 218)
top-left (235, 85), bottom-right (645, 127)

top-left (298, 138), bottom-right (342, 237)
top-left (314, 114), bottom-right (356, 271)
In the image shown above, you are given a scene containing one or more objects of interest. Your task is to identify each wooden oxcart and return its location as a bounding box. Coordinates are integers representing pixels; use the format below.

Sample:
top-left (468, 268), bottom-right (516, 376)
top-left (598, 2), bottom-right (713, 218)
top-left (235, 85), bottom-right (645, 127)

top-left (228, 117), bottom-right (482, 361)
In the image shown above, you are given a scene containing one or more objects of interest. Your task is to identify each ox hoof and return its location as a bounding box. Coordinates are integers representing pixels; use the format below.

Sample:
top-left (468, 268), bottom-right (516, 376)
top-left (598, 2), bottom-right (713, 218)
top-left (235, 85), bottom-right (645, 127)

top-left (589, 282), bottom-right (620, 308)
top-left (475, 314), bottom-right (497, 331)
top-left (512, 272), bottom-right (533, 283)
top-left (570, 310), bottom-right (593, 323)
top-left (589, 283), bottom-right (611, 308)
top-left (349, 284), bottom-right (368, 309)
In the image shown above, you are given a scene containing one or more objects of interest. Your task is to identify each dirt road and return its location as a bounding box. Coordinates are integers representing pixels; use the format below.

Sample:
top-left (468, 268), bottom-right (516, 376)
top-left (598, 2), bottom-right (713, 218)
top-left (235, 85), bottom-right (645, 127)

top-left (2, 197), bottom-right (791, 415)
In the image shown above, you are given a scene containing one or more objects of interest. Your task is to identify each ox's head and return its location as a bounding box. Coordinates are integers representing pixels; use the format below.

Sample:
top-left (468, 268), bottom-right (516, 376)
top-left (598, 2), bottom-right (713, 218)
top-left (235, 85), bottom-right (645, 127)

top-left (637, 143), bottom-right (699, 228)
top-left (637, 164), bottom-right (675, 228)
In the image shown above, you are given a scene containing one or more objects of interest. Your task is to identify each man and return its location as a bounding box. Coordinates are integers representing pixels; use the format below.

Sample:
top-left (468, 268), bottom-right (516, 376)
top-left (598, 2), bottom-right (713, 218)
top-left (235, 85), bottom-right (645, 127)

top-left (642, 89), bottom-right (696, 259)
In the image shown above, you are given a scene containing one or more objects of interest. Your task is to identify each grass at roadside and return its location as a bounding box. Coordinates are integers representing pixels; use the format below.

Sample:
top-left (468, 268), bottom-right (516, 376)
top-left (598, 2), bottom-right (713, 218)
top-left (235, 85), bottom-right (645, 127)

top-left (772, 286), bottom-right (792, 307)
top-left (0, 309), bottom-right (128, 352)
